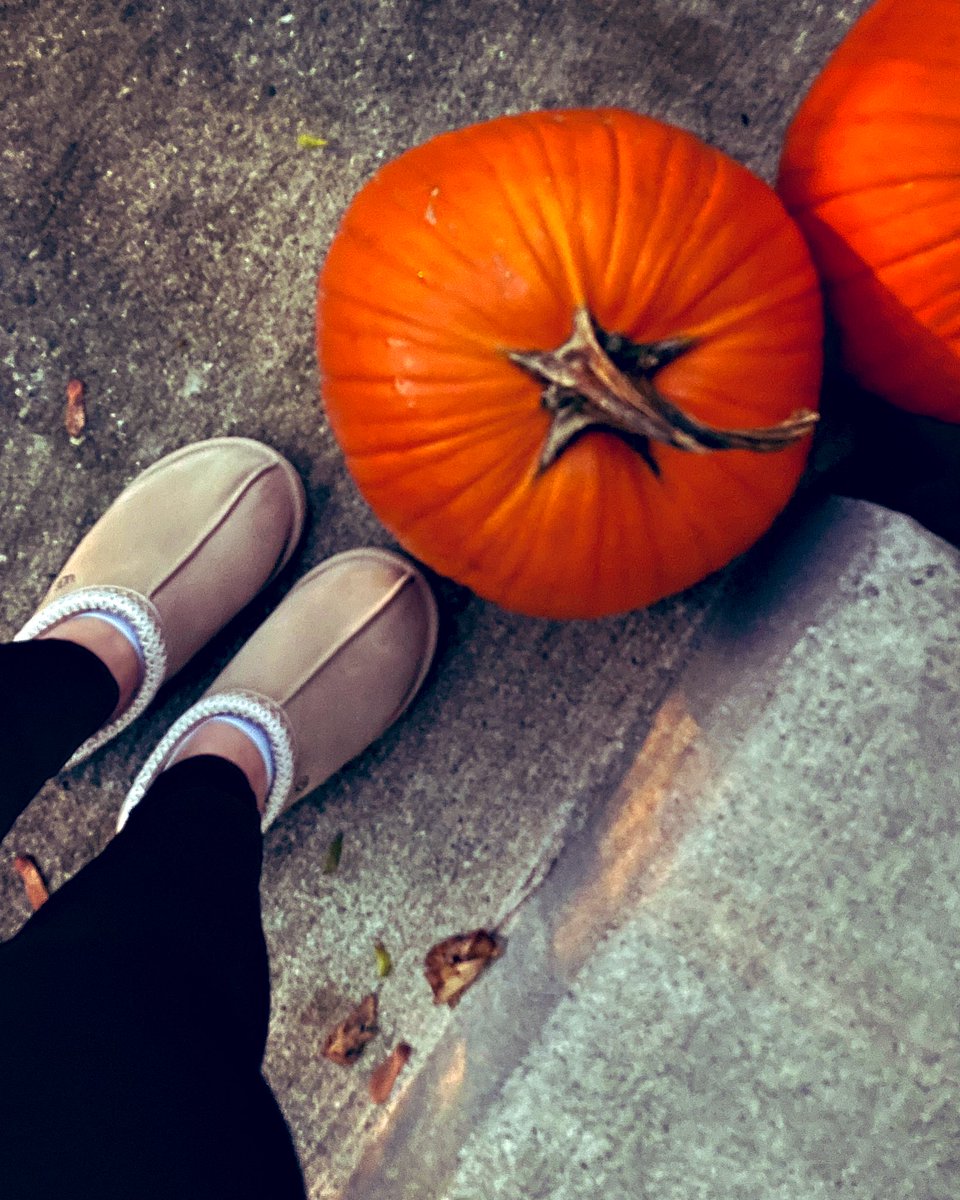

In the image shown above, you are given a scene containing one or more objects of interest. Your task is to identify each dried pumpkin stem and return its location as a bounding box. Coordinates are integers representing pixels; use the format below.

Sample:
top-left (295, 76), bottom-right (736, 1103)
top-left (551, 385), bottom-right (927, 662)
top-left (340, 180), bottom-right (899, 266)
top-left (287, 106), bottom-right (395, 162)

top-left (509, 307), bottom-right (818, 472)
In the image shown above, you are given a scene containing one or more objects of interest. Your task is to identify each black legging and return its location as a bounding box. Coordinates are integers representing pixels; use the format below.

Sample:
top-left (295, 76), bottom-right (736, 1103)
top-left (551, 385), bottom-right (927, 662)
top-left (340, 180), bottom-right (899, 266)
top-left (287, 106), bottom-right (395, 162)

top-left (0, 640), bottom-right (306, 1199)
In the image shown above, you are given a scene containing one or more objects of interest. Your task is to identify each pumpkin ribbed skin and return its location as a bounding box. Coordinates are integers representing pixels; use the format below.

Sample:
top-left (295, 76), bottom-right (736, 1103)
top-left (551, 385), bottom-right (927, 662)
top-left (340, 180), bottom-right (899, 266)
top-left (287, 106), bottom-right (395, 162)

top-left (318, 108), bottom-right (822, 618)
top-left (778, 0), bottom-right (960, 420)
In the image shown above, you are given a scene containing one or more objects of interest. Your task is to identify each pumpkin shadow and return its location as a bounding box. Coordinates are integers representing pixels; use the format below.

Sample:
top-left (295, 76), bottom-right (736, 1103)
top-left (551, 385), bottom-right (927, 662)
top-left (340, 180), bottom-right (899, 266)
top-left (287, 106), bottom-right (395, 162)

top-left (809, 311), bottom-right (960, 552)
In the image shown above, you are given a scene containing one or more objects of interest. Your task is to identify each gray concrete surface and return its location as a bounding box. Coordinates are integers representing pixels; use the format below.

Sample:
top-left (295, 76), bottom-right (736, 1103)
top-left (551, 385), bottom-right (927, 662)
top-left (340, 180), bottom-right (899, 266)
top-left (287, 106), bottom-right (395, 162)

top-left (342, 499), bottom-right (960, 1200)
top-left (5, 2), bottom-right (953, 1199)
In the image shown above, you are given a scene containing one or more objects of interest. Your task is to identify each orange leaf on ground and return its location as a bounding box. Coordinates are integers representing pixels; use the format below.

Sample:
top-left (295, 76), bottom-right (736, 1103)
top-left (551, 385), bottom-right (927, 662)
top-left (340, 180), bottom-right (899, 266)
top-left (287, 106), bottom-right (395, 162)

top-left (370, 1042), bottom-right (413, 1104)
top-left (13, 855), bottom-right (49, 910)
top-left (322, 993), bottom-right (378, 1065)
top-left (64, 378), bottom-right (86, 438)
top-left (424, 930), bottom-right (502, 1007)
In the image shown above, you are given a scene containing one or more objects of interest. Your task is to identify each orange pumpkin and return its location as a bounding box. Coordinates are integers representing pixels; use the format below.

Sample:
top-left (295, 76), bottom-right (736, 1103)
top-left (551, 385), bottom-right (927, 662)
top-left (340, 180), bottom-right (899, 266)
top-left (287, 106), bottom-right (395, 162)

top-left (318, 109), bottom-right (822, 618)
top-left (778, 0), bottom-right (960, 420)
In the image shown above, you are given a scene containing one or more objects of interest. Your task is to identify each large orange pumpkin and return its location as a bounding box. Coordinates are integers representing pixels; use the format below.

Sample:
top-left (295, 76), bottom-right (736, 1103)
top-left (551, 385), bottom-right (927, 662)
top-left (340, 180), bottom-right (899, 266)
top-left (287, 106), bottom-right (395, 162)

top-left (318, 109), bottom-right (822, 618)
top-left (778, 0), bottom-right (960, 420)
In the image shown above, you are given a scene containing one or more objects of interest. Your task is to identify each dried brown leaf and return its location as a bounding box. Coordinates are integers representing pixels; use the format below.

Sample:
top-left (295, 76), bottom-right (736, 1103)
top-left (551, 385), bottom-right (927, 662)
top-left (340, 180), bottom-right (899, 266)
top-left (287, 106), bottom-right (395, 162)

top-left (13, 855), bottom-right (49, 910)
top-left (64, 378), bottom-right (86, 438)
top-left (424, 929), bottom-right (502, 1007)
top-left (369, 1042), bottom-right (413, 1104)
top-left (321, 992), bottom-right (378, 1066)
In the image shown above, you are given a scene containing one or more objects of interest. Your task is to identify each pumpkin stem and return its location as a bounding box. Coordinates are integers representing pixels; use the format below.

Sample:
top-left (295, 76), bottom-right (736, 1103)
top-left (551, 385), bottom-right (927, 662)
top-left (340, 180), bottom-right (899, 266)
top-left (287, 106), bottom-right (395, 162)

top-left (508, 307), bottom-right (818, 472)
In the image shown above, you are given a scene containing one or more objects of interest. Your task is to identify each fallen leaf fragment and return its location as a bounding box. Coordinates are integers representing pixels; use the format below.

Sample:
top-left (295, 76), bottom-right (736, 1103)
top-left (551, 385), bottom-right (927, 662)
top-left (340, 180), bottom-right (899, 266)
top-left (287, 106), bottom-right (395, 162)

top-left (297, 132), bottom-right (328, 149)
top-left (370, 1042), bottom-right (412, 1104)
top-left (424, 929), bottom-right (502, 1007)
top-left (374, 939), bottom-right (392, 978)
top-left (323, 830), bottom-right (344, 875)
top-left (64, 378), bottom-right (86, 439)
top-left (13, 855), bottom-right (49, 910)
top-left (322, 992), bottom-right (378, 1065)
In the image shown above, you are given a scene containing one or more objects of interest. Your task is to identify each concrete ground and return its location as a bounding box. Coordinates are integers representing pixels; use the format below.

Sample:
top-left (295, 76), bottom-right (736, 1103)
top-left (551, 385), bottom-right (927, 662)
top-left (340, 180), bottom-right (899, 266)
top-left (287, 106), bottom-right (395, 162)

top-left (2, 1), bottom-right (958, 1198)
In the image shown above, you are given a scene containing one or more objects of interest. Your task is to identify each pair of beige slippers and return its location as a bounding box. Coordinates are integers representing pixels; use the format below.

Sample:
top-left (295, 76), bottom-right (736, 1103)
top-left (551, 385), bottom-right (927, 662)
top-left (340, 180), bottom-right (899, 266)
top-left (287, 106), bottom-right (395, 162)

top-left (14, 439), bottom-right (438, 831)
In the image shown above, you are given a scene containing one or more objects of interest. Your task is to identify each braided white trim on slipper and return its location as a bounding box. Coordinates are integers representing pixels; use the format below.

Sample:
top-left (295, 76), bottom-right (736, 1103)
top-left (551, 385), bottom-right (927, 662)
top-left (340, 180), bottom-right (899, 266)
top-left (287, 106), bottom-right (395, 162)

top-left (117, 688), bottom-right (296, 834)
top-left (14, 586), bottom-right (168, 768)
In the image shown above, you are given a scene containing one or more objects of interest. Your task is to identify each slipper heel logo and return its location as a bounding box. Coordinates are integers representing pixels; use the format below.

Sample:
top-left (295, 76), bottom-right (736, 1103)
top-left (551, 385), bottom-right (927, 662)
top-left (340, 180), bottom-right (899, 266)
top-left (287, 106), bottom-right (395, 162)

top-left (53, 573), bottom-right (76, 592)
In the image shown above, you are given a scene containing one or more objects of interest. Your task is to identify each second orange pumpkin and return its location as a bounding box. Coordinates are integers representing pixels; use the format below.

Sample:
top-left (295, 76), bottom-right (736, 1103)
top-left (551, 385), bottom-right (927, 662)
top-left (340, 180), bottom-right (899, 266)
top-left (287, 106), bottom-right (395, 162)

top-left (318, 109), bottom-right (822, 618)
top-left (779, 0), bottom-right (960, 420)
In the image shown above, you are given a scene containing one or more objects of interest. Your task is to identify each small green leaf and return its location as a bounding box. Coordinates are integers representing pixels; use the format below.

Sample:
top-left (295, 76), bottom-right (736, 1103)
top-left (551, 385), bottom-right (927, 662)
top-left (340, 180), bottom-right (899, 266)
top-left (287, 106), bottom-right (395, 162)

top-left (298, 133), bottom-right (328, 149)
top-left (323, 830), bottom-right (344, 874)
top-left (374, 940), bottom-right (393, 978)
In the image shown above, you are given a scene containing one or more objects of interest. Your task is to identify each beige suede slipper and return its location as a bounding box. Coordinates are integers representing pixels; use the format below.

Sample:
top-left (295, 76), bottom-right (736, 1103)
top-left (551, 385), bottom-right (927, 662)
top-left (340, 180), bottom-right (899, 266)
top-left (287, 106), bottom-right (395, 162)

top-left (14, 437), bottom-right (307, 766)
top-left (117, 548), bottom-right (439, 832)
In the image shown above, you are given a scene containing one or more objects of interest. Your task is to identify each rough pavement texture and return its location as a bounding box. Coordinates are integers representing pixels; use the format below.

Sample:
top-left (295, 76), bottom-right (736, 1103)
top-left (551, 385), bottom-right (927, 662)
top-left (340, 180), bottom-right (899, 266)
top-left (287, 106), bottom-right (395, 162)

top-left (5, 2), bottom-right (951, 1199)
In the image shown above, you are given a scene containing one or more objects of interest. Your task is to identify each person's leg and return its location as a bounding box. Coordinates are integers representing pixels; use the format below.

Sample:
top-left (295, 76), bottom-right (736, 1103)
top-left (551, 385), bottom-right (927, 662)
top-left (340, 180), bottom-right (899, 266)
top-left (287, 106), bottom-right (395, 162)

top-left (0, 752), bottom-right (305, 1200)
top-left (0, 638), bottom-right (118, 841)
top-left (0, 629), bottom-right (303, 1198)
